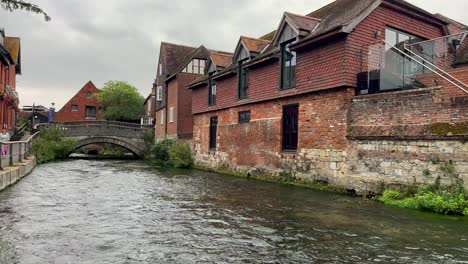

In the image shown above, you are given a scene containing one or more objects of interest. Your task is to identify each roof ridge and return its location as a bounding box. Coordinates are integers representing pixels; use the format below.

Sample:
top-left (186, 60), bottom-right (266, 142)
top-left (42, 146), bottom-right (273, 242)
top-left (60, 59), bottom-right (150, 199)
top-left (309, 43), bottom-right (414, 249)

top-left (240, 35), bottom-right (271, 43)
top-left (285, 11), bottom-right (321, 21)
top-left (160, 41), bottom-right (198, 49)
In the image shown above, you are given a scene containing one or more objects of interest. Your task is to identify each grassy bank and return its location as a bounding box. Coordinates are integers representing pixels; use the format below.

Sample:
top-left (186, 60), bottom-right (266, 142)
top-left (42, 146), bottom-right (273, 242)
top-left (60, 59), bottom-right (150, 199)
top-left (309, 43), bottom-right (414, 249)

top-left (31, 128), bottom-right (77, 164)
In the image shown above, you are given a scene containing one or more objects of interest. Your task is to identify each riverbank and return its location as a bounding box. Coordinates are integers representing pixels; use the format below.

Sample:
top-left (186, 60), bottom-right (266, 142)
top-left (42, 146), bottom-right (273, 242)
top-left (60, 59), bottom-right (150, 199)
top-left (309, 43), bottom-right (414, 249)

top-left (0, 157), bottom-right (36, 192)
top-left (194, 164), bottom-right (468, 216)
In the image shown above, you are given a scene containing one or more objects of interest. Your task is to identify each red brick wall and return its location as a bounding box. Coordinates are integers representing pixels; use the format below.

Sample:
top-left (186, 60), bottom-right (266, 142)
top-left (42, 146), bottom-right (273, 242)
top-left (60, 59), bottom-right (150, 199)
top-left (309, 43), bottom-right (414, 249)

top-left (155, 108), bottom-right (166, 141)
top-left (194, 88), bottom-right (353, 168)
top-left (192, 38), bottom-right (348, 115)
top-left (55, 81), bottom-right (101, 122)
top-left (0, 63), bottom-right (19, 132)
top-left (348, 87), bottom-right (468, 139)
top-left (176, 73), bottom-right (198, 138)
top-left (167, 78), bottom-right (178, 137)
top-left (417, 68), bottom-right (468, 98)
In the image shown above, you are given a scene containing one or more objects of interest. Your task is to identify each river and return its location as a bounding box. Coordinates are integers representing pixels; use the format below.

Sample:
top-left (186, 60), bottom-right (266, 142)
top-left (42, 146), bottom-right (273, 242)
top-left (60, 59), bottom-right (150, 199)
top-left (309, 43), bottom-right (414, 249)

top-left (0, 160), bottom-right (467, 263)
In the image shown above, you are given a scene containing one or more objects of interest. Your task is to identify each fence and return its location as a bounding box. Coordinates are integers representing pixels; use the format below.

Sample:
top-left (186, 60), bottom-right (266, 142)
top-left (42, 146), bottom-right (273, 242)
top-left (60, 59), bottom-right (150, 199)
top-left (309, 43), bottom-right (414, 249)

top-left (0, 132), bottom-right (40, 170)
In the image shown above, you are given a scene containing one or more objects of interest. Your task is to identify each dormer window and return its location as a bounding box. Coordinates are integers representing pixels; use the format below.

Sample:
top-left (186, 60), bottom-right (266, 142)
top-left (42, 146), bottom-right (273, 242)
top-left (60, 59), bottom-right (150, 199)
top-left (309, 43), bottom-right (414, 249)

top-left (208, 72), bottom-right (216, 106)
top-left (280, 40), bottom-right (296, 90)
top-left (238, 59), bottom-right (249, 99)
top-left (182, 59), bottom-right (206, 74)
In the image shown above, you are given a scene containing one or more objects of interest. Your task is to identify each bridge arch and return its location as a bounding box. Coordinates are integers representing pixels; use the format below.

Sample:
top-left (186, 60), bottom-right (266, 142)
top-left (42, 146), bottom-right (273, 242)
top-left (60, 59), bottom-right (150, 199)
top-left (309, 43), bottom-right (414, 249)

top-left (72, 136), bottom-right (145, 158)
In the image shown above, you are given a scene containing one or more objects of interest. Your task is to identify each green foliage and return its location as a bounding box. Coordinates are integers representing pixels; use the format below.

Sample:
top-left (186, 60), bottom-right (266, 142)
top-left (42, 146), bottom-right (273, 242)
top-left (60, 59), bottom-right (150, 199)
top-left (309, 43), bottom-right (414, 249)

top-left (0, 0), bottom-right (51, 21)
top-left (379, 187), bottom-right (468, 216)
top-left (168, 142), bottom-right (193, 169)
top-left (429, 122), bottom-right (467, 136)
top-left (31, 128), bottom-right (76, 164)
top-left (148, 139), bottom-right (174, 164)
top-left (96, 81), bottom-right (145, 121)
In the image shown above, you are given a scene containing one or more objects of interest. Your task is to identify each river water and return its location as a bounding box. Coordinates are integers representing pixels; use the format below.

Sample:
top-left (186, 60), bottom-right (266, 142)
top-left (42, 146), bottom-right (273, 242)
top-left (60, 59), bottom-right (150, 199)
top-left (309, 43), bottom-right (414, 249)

top-left (0, 160), bottom-right (467, 264)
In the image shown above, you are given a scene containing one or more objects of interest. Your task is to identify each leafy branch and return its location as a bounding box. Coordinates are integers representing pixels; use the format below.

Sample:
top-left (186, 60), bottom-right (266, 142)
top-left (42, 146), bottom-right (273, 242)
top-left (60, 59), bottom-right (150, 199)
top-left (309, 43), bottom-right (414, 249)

top-left (1, 0), bottom-right (51, 21)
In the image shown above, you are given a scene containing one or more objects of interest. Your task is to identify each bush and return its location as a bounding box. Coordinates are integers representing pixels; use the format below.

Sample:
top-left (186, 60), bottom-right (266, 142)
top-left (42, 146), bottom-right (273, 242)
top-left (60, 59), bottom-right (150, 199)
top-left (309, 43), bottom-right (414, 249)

top-left (148, 139), bottom-right (174, 164)
top-left (168, 142), bottom-right (193, 169)
top-left (379, 187), bottom-right (468, 215)
top-left (31, 128), bottom-right (77, 164)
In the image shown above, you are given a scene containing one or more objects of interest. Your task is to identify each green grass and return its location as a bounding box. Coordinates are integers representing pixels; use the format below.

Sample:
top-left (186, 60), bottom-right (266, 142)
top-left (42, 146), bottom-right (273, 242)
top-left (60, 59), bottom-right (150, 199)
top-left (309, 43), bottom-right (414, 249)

top-left (379, 188), bottom-right (468, 216)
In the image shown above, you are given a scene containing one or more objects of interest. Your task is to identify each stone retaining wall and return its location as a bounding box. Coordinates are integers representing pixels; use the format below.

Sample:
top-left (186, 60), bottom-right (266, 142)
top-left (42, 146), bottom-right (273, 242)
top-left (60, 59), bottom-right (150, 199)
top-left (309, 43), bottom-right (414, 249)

top-left (0, 157), bottom-right (36, 192)
top-left (194, 140), bottom-right (467, 194)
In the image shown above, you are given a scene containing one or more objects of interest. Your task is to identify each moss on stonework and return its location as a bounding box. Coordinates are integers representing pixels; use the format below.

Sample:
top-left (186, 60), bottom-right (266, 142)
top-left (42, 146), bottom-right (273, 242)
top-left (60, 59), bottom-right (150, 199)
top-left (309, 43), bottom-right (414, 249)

top-left (429, 122), bottom-right (468, 136)
top-left (193, 165), bottom-right (350, 195)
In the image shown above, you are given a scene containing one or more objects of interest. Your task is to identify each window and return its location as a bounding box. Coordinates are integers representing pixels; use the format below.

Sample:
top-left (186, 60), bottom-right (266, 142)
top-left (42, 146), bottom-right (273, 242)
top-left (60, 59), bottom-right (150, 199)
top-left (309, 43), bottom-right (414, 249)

top-left (159, 62), bottom-right (162, 76)
top-left (209, 116), bottom-right (218, 150)
top-left (156, 86), bottom-right (163, 101)
top-left (86, 92), bottom-right (93, 98)
top-left (169, 107), bottom-right (174, 123)
top-left (85, 106), bottom-right (96, 118)
top-left (182, 59), bottom-right (206, 74)
top-left (280, 40), bottom-right (297, 90)
top-left (282, 105), bottom-right (298, 151)
top-left (380, 27), bottom-right (434, 92)
top-left (160, 111), bottom-right (164, 125)
top-left (238, 60), bottom-right (249, 99)
top-left (71, 105), bottom-right (78, 112)
top-left (238, 110), bottom-right (251, 124)
top-left (208, 74), bottom-right (216, 106)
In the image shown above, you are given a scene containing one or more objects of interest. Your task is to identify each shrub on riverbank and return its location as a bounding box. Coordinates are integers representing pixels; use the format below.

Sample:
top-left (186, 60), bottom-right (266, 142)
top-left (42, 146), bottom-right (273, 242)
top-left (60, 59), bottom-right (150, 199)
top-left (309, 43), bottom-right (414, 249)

top-left (31, 128), bottom-right (76, 164)
top-left (148, 139), bottom-right (174, 165)
top-left (379, 186), bottom-right (467, 215)
top-left (169, 142), bottom-right (193, 169)
top-left (147, 139), bottom-right (193, 168)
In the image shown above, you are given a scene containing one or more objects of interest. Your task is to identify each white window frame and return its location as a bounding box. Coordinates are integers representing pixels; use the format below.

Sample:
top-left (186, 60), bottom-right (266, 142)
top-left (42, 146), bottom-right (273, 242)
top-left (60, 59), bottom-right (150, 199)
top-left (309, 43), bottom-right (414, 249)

top-left (169, 107), bottom-right (174, 123)
top-left (156, 86), bottom-right (163, 101)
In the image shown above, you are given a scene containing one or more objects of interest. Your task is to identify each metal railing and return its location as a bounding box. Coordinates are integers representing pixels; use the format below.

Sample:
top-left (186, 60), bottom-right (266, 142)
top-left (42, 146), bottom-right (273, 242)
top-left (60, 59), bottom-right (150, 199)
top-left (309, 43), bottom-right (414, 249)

top-left (46, 121), bottom-right (154, 139)
top-left (358, 31), bottom-right (468, 95)
top-left (0, 131), bottom-right (40, 170)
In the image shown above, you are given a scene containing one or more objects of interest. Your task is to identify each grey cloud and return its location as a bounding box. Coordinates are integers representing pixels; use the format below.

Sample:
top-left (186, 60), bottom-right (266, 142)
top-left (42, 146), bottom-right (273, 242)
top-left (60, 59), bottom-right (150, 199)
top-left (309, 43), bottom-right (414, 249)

top-left (1, 0), bottom-right (467, 108)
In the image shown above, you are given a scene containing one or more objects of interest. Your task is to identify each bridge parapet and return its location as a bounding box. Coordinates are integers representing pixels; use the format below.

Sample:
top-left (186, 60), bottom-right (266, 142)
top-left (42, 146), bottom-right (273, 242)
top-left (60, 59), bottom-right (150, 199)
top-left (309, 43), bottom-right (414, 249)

top-left (50, 121), bottom-right (154, 139)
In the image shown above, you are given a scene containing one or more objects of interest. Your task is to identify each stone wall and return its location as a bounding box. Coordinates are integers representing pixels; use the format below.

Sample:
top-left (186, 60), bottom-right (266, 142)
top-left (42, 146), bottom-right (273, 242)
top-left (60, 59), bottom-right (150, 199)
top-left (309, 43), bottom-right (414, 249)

top-left (0, 157), bottom-right (36, 192)
top-left (193, 85), bottom-right (468, 194)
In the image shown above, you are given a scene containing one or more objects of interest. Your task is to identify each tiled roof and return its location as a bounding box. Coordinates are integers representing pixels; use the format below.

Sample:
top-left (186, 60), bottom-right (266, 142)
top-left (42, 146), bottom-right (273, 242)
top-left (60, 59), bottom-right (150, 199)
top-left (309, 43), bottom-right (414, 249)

top-left (210, 52), bottom-right (232, 68)
top-left (165, 45), bottom-right (210, 82)
top-left (260, 31), bottom-right (276, 41)
top-left (2, 37), bottom-right (20, 73)
top-left (3, 37), bottom-right (20, 64)
top-left (285, 12), bottom-right (320, 32)
top-left (434, 13), bottom-right (468, 30)
top-left (160, 42), bottom-right (197, 76)
top-left (297, 0), bottom-right (448, 45)
top-left (240, 36), bottom-right (270, 54)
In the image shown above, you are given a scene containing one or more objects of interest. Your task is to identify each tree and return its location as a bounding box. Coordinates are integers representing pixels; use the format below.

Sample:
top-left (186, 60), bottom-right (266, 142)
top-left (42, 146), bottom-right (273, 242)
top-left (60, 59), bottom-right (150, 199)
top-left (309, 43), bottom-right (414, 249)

top-left (97, 81), bottom-right (145, 121)
top-left (1, 0), bottom-right (51, 21)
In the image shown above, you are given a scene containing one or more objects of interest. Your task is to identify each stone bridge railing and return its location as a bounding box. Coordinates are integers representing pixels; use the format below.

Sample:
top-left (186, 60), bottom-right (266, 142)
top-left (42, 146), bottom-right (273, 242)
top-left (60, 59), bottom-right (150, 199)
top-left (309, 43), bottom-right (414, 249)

top-left (48, 121), bottom-right (154, 139)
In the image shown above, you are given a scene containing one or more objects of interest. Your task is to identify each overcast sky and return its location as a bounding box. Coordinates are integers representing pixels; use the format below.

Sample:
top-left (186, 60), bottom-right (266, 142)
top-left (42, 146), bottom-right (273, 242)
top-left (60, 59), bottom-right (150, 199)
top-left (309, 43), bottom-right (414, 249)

top-left (1, 0), bottom-right (467, 109)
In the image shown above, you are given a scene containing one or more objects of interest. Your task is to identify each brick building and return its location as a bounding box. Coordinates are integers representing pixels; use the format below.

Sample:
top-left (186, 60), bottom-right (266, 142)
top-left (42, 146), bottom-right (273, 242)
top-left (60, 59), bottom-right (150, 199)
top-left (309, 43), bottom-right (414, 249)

top-left (153, 42), bottom-right (220, 140)
top-left (0, 30), bottom-right (21, 134)
top-left (55, 81), bottom-right (101, 122)
top-left (188, 0), bottom-right (468, 193)
top-left (141, 93), bottom-right (155, 125)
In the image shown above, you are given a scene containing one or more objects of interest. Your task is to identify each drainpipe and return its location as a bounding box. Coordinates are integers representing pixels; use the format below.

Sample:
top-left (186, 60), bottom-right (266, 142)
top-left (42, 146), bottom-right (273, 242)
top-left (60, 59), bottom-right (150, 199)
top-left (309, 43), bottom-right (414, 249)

top-left (164, 85), bottom-right (168, 140)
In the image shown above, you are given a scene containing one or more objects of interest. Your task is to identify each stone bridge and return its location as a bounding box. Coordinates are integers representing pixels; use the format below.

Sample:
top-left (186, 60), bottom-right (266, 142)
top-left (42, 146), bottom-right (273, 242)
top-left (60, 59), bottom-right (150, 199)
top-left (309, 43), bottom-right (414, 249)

top-left (49, 121), bottom-right (154, 158)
